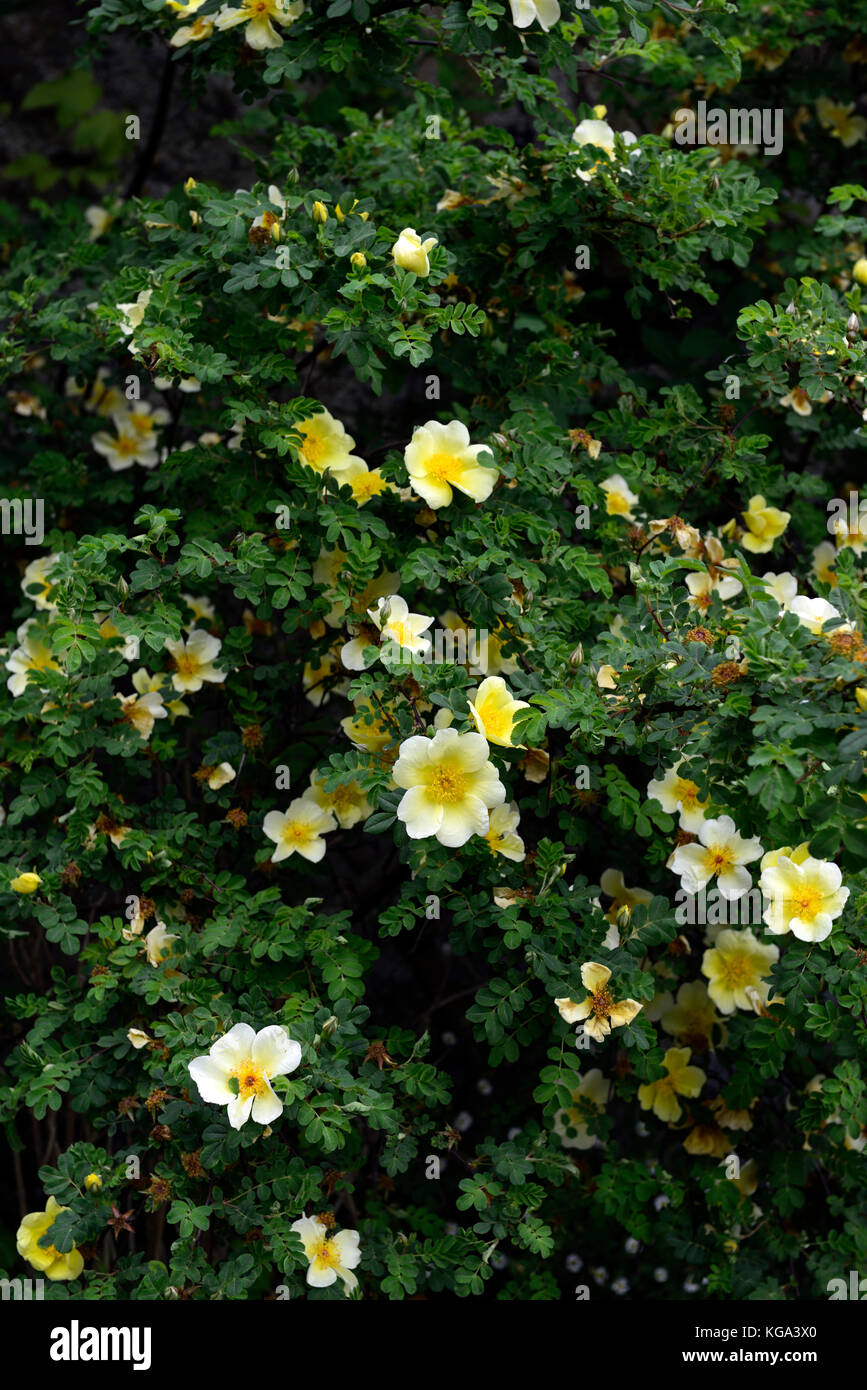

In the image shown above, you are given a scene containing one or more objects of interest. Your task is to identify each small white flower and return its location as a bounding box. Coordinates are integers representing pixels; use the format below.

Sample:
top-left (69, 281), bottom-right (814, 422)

top-left (761, 571), bottom-right (798, 611)
top-left (789, 595), bottom-right (849, 635)
top-left (508, 0), bottom-right (560, 29)
top-left (624, 1237), bottom-right (640, 1255)
top-left (565, 1253), bottom-right (583, 1273)
top-left (612, 1276), bottom-right (630, 1295)
top-left (669, 814), bottom-right (763, 901)
top-left (188, 1021), bottom-right (302, 1130)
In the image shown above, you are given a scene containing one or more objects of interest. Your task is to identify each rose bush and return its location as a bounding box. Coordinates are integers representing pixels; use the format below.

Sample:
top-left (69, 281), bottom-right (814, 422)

top-left (1, 0), bottom-right (866, 1302)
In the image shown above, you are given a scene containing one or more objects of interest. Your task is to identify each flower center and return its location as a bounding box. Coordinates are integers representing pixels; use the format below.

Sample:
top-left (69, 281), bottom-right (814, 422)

top-left (115, 435), bottom-right (139, 456)
top-left (429, 765), bottom-right (467, 804)
top-left (479, 702), bottom-right (509, 739)
top-left (298, 424), bottom-right (326, 468)
top-left (590, 987), bottom-right (613, 1018)
top-left (606, 491), bottom-right (631, 515)
top-left (173, 651), bottom-right (200, 677)
top-left (233, 1063), bottom-right (269, 1100)
top-left (313, 1236), bottom-right (339, 1268)
top-left (675, 778), bottom-right (701, 807)
top-left (704, 844), bottom-right (734, 873)
top-left (792, 886), bottom-right (822, 920)
top-left (720, 954), bottom-right (751, 986)
top-left (283, 820), bottom-right (312, 844)
top-left (425, 451), bottom-right (461, 485)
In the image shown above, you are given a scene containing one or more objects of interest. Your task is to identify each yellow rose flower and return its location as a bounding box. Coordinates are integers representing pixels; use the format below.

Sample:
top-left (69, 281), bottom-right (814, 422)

top-left (293, 407), bottom-right (365, 477)
top-left (393, 727), bottom-right (505, 847)
top-left (741, 494), bottom-right (790, 553)
top-left (16, 1196), bottom-right (84, 1281)
top-left (11, 871), bottom-right (42, 894)
top-left (467, 676), bottom-right (530, 748)
top-left (404, 419), bottom-right (496, 509)
top-left (638, 1046), bottom-right (706, 1123)
top-left (391, 227), bottom-right (438, 276)
top-left (263, 799), bottom-right (336, 863)
top-left (555, 961), bottom-right (642, 1043)
top-left (701, 927), bottom-right (779, 1014)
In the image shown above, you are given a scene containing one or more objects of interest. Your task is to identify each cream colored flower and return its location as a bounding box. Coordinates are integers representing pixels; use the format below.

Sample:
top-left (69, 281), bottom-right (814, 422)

top-left (685, 568), bottom-right (742, 612)
top-left (303, 649), bottom-right (349, 706)
top-left (741, 495), bottom-right (790, 553)
top-left (555, 962), bottom-right (642, 1042)
top-left (117, 288), bottom-right (152, 338)
top-left (340, 700), bottom-right (398, 754)
top-left (760, 571), bottom-right (798, 610)
top-left (669, 815), bottom-right (762, 900)
top-left (789, 595), bottom-right (847, 635)
top-left (263, 799), bottom-right (336, 862)
top-left (92, 423), bottom-right (160, 471)
top-left (6, 620), bottom-right (62, 696)
top-left (404, 419), bottom-right (496, 509)
top-left (21, 553), bottom-right (61, 611)
top-left (85, 205), bottom-right (113, 238)
top-left (660, 980), bottom-right (721, 1049)
top-left (181, 593), bottom-right (218, 632)
top-left (572, 118), bottom-right (637, 182)
top-left (214, 0), bottom-right (304, 50)
top-left (207, 762), bottom-right (236, 790)
top-left (189, 1022), bottom-right (302, 1129)
top-left (164, 630), bottom-right (226, 692)
top-left (127, 1027), bottom-right (153, 1049)
top-left (779, 386), bottom-right (815, 417)
top-left (391, 227), bottom-right (438, 276)
top-left (307, 771), bottom-right (372, 829)
top-left (117, 689), bottom-right (168, 741)
top-left (638, 1047), bottom-right (705, 1123)
top-left (509, 0), bottom-right (560, 31)
top-left (393, 728), bottom-right (505, 847)
top-left (467, 676), bottom-right (530, 748)
top-left (112, 399), bottom-right (170, 441)
top-left (251, 184), bottom-right (288, 239)
top-left (375, 594), bottom-right (435, 664)
top-left (701, 927), bottom-right (779, 1014)
top-left (647, 762), bottom-right (709, 833)
top-left (599, 868), bottom-right (652, 926)
top-left (816, 97), bottom-right (867, 146)
top-left (760, 853), bottom-right (849, 942)
top-left (600, 474), bottom-right (639, 520)
top-left (553, 1069), bottom-right (610, 1150)
top-left (291, 1215), bottom-right (361, 1295)
top-left (144, 920), bottom-right (177, 967)
top-left (484, 802), bottom-right (525, 861)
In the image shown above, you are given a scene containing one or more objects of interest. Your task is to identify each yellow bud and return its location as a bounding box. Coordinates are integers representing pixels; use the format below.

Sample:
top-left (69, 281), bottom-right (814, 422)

top-left (853, 258), bottom-right (867, 286)
top-left (723, 1238), bottom-right (738, 1254)
top-left (856, 687), bottom-right (867, 712)
top-left (359, 211), bottom-right (369, 221)
top-left (84, 1173), bottom-right (103, 1192)
top-left (312, 201), bottom-right (328, 224)
top-left (350, 252), bottom-right (367, 269)
top-left (184, 177), bottom-right (197, 194)
top-left (11, 872), bottom-right (42, 894)
top-left (592, 104), bottom-right (607, 119)
top-left (335, 204), bottom-right (345, 222)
